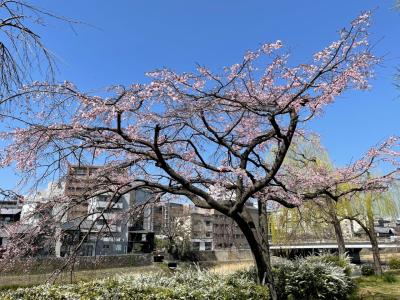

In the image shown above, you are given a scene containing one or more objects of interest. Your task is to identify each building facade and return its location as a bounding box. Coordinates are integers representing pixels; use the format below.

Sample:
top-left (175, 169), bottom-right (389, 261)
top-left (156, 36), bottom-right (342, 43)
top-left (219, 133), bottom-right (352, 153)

top-left (190, 207), bottom-right (214, 251)
top-left (144, 202), bottom-right (259, 251)
top-left (18, 165), bottom-right (155, 257)
top-left (0, 198), bottom-right (23, 247)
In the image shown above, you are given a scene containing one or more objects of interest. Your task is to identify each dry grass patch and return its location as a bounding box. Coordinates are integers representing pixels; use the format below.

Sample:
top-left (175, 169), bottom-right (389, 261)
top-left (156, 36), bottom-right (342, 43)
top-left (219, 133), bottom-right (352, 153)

top-left (354, 271), bottom-right (400, 300)
top-left (360, 251), bottom-right (400, 264)
top-left (208, 260), bottom-right (254, 275)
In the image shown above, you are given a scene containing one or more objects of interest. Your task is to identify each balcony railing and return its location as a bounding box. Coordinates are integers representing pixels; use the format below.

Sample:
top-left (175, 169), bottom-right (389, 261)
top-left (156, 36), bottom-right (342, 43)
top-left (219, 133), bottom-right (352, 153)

top-left (95, 200), bottom-right (123, 209)
top-left (92, 224), bottom-right (122, 232)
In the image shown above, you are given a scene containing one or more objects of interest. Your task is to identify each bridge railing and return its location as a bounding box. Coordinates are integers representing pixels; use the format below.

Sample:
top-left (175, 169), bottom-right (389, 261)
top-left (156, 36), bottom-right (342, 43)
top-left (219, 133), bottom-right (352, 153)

top-left (270, 237), bottom-right (398, 246)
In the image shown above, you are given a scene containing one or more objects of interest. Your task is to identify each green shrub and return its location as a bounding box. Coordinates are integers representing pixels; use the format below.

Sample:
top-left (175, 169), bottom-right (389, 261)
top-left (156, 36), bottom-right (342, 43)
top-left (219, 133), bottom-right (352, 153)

top-left (280, 258), bottom-right (355, 300)
top-left (382, 272), bottom-right (397, 283)
top-left (272, 260), bottom-right (297, 299)
top-left (305, 253), bottom-right (353, 276)
top-left (361, 264), bottom-right (375, 276)
top-left (231, 255), bottom-right (355, 300)
top-left (0, 268), bottom-right (269, 300)
top-left (227, 266), bottom-right (257, 282)
top-left (389, 257), bottom-right (400, 270)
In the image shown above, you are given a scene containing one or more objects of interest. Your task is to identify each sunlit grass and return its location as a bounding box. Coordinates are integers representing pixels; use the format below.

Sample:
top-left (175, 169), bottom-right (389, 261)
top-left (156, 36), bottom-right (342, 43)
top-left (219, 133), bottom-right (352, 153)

top-left (360, 251), bottom-right (400, 264)
top-left (208, 260), bottom-right (254, 274)
top-left (353, 270), bottom-right (400, 300)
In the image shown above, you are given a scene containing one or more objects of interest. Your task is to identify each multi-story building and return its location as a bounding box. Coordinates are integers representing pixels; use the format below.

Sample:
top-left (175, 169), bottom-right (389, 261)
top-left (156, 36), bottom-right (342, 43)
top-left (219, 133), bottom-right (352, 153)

top-left (0, 197), bottom-right (23, 247)
top-left (213, 210), bottom-right (248, 250)
top-left (15, 165), bottom-right (155, 257)
top-left (78, 192), bottom-right (131, 256)
top-left (144, 202), bottom-right (188, 234)
top-left (190, 206), bottom-right (213, 251)
top-left (145, 202), bottom-right (259, 251)
top-left (64, 165), bottom-right (103, 221)
top-left (75, 190), bottom-right (153, 256)
top-left (21, 181), bottom-right (64, 224)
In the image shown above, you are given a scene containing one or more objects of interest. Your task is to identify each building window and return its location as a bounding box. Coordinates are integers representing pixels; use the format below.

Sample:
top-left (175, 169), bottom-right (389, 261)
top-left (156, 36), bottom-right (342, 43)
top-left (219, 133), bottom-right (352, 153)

top-left (98, 195), bottom-right (108, 202)
top-left (97, 219), bottom-right (106, 225)
top-left (192, 242), bottom-right (200, 250)
top-left (111, 196), bottom-right (120, 203)
top-left (74, 168), bottom-right (86, 176)
top-left (205, 221), bottom-right (212, 226)
top-left (205, 242), bottom-right (212, 251)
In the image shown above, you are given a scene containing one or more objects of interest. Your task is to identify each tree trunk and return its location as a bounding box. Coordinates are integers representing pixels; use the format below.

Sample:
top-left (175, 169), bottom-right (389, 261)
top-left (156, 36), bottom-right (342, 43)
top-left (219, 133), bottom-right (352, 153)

top-left (351, 216), bottom-right (383, 276)
top-left (233, 208), bottom-right (278, 300)
top-left (327, 198), bottom-right (346, 256)
top-left (331, 215), bottom-right (346, 256)
top-left (370, 234), bottom-right (383, 275)
top-left (167, 237), bottom-right (174, 254)
top-left (367, 220), bottom-right (383, 275)
top-left (365, 192), bottom-right (383, 276)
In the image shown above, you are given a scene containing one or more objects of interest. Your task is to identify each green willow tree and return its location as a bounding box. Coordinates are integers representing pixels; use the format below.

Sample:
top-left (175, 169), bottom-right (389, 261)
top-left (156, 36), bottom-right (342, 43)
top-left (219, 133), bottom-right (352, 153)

top-left (272, 137), bottom-right (352, 255)
top-left (343, 186), bottom-right (398, 275)
top-left (273, 137), bottom-right (398, 261)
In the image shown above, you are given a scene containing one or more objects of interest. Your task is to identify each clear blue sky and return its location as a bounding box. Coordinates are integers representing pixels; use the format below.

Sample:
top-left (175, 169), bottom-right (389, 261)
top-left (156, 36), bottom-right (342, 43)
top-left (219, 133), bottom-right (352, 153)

top-left (1, 0), bottom-right (400, 189)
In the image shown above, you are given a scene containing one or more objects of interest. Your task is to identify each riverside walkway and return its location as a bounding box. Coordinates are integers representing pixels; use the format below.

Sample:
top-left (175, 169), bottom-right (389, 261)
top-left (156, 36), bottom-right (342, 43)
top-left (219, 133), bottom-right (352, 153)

top-left (269, 240), bottom-right (400, 263)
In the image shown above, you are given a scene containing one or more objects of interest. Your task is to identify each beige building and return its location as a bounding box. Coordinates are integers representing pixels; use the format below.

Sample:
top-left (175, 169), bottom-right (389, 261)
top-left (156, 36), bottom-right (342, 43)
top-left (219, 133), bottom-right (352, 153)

top-left (190, 206), bottom-right (213, 251)
top-left (213, 210), bottom-right (248, 249)
top-left (144, 202), bottom-right (189, 234)
top-left (64, 165), bottom-right (104, 221)
top-left (56, 165), bottom-right (154, 256)
top-left (145, 202), bottom-right (258, 251)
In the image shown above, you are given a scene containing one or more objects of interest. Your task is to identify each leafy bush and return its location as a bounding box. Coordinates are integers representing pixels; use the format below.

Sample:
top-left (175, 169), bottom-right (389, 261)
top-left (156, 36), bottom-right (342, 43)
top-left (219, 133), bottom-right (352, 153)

top-left (382, 272), bottom-right (397, 283)
top-left (0, 268), bottom-right (269, 300)
top-left (227, 265), bottom-right (257, 282)
top-left (284, 259), bottom-right (355, 300)
top-left (305, 253), bottom-right (353, 276)
top-left (361, 264), bottom-right (375, 276)
top-left (272, 260), bottom-right (297, 299)
top-left (389, 257), bottom-right (400, 270)
top-left (231, 255), bottom-right (355, 300)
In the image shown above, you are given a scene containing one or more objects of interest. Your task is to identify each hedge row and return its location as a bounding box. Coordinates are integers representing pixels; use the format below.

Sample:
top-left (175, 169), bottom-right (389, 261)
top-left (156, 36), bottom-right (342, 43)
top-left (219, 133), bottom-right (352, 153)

top-left (0, 268), bottom-right (269, 300)
top-left (0, 254), bottom-right (355, 300)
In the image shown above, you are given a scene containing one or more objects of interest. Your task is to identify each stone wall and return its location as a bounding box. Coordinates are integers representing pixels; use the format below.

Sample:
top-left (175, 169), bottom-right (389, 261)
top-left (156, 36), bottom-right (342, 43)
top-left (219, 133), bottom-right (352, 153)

top-left (4, 253), bottom-right (153, 275)
top-left (193, 249), bottom-right (253, 261)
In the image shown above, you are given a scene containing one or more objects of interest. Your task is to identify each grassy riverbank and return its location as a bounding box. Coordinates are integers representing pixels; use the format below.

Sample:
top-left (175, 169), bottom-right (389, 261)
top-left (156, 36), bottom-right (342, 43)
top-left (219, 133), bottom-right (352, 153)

top-left (1, 259), bottom-right (399, 299)
top-left (353, 270), bottom-right (400, 300)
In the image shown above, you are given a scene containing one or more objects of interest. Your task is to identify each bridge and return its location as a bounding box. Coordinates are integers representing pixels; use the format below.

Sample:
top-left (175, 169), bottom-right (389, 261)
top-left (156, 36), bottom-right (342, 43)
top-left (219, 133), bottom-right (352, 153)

top-left (269, 240), bottom-right (400, 263)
